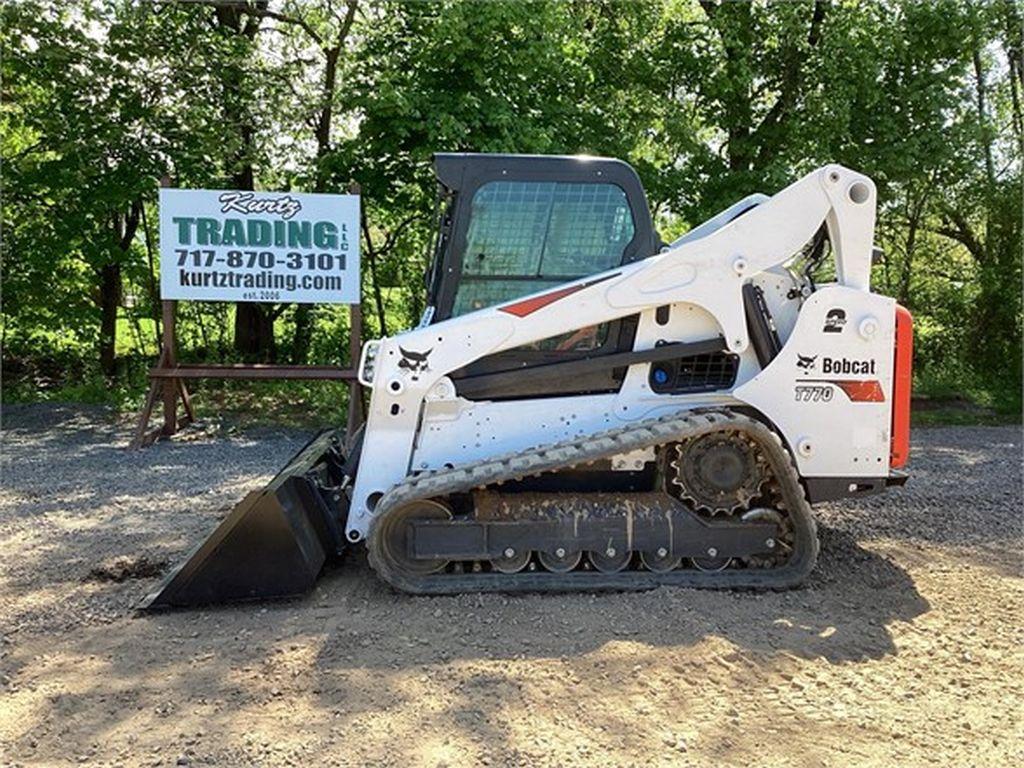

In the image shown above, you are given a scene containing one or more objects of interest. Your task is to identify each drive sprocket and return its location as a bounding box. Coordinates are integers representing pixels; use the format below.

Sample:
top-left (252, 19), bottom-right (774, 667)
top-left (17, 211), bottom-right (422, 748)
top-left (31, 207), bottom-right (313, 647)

top-left (670, 431), bottom-right (768, 514)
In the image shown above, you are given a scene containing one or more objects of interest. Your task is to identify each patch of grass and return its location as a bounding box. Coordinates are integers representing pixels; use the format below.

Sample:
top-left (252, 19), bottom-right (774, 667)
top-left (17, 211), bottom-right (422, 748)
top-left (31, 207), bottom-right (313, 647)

top-left (2, 368), bottom-right (148, 411)
top-left (911, 404), bottom-right (1019, 427)
top-left (2, 363), bottom-right (350, 431)
top-left (912, 363), bottom-right (1021, 425)
top-left (188, 379), bottom-right (350, 430)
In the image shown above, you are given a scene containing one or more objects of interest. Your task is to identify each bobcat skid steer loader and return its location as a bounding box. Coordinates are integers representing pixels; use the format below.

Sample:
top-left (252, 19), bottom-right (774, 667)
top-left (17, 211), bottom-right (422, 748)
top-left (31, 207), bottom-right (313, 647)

top-left (142, 153), bottom-right (912, 608)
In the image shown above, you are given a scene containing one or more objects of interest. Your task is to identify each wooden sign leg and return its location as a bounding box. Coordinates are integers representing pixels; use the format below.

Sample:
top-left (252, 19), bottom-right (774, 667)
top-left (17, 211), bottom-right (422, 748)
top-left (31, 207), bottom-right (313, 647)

top-left (345, 380), bottom-right (363, 441)
top-left (159, 300), bottom-right (178, 436)
top-left (128, 299), bottom-right (187, 449)
top-left (129, 379), bottom-right (161, 450)
top-left (345, 302), bottom-right (365, 442)
top-left (177, 378), bottom-right (195, 426)
top-left (129, 345), bottom-right (168, 450)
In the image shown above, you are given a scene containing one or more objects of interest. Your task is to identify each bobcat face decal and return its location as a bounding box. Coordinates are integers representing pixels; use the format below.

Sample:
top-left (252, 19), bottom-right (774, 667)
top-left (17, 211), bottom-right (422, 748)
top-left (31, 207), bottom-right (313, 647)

top-left (398, 347), bottom-right (432, 381)
top-left (796, 353), bottom-right (818, 371)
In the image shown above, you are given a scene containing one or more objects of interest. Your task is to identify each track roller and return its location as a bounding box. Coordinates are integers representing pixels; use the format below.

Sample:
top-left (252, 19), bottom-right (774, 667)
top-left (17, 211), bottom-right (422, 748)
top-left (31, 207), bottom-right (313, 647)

top-left (589, 547), bottom-right (632, 573)
top-left (640, 548), bottom-right (682, 573)
top-left (538, 548), bottom-right (582, 573)
top-left (491, 548), bottom-right (531, 573)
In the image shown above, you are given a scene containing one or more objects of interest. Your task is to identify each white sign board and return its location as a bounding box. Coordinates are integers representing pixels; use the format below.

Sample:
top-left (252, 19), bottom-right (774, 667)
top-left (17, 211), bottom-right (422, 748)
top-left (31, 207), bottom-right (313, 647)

top-left (159, 188), bottom-right (360, 304)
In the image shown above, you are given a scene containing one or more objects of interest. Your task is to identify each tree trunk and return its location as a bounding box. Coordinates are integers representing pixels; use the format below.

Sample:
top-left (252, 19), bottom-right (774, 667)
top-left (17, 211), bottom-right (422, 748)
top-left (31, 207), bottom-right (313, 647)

top-left (361, 211), bottom-right (389, 337)
top-left (1005, 0), bottom-right (1024, 157)
top-left (291, 44), bottom-right (339, 364)
top-left (897, 213), bottom-right (918, 307)
top-left (233, 304), bottom-right (276, 361)
top-left (971, 42), bottom-right (996, 191)
top-left (292, 3), bottom-right (354, 363)
top-left (291, 305), bottom-right (314, 364)
top-left (99, 200), bottom-right (140, 377)
top-left (234, 303), bottom-right (275, 359)
top-left (700, 1), bottom-right (756, 174)
top-left (98, 263), bottom-right (121, 377)
top-left (213, 2), bottom-right (276, 360)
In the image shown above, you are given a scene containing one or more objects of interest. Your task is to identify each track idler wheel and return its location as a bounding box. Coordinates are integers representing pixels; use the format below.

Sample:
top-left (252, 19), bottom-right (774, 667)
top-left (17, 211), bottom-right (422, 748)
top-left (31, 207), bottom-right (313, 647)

top-left (741, 508), bottom-right (790, 568)
top-left (378, 500), bottom-right (452, 575)
top-left (691, 554), bottom-right (733, 572)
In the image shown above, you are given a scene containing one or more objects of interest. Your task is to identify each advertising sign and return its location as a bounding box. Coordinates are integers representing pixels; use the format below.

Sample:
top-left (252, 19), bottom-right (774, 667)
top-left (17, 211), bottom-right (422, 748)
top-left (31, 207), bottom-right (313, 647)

top-left (159, 189), bottom-right (360, 304)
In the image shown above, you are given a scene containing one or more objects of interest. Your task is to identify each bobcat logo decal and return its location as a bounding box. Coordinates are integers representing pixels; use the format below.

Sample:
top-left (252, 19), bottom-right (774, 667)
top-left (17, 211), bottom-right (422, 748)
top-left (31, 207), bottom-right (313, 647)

top-left (398, 347), bottom-right (432, 381)
top-left (796, 353), bottom-right (818, 371)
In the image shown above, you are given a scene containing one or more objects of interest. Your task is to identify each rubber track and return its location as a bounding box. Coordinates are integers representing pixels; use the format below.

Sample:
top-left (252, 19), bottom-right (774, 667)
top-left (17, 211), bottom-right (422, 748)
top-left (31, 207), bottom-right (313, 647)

top-left (367, 409), bottom-right (819, 594)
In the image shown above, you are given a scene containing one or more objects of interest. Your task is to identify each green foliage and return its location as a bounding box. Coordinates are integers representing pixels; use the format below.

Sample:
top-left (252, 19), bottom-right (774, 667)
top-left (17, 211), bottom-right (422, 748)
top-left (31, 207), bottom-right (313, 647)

top-left (181, 379), bottom-right (351, 430)
top-left (2, 0), bottom-right (1020, 425)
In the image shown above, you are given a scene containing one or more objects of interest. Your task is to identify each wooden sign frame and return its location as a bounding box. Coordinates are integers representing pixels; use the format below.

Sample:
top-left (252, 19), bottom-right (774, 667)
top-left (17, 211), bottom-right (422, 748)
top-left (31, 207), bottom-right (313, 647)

top-left (129, 180), bottom-right (365, 449)
top-left (128, 299), bottom-right (363, 449)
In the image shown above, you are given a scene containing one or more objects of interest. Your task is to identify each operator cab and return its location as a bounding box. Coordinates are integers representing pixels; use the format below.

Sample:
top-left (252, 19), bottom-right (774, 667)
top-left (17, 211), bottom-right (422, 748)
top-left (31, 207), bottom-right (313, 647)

top-left (424, 153), bottom-right (660, 396)
top-left (426, 152), bottom-right (659, 321)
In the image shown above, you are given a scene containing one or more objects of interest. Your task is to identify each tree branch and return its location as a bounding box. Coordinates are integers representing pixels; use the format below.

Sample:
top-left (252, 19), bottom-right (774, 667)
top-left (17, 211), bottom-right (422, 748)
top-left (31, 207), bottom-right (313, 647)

top-left (336, 0), bottom-right (359, 48)
top-left (119, 199), bottom-right (142, 252)
top-left (379, 213), bottom-right (425, 255)
top-left (752, 0), bottom-right (826, 162)
top-left (933, 208), bottom-right (985, 263)
top-left (210, 0), bottom-right (325, 45)
top-left (360, 210), bottom-right (388, 336)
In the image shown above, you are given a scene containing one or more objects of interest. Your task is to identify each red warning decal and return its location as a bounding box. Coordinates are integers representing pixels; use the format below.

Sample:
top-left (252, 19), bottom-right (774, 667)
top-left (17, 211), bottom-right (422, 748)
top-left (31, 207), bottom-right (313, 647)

top-left (498, 273), bottom-right (619, 318)
top-left (803, 379), bottom-right (886, 402)
top-left (831, 379), bottom-right (886, 402)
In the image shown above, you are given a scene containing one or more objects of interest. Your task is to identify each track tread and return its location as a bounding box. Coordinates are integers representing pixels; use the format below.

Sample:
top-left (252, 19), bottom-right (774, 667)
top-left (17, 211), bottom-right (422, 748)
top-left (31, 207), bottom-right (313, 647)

top-left (368, 409), bottom-right (818, 594)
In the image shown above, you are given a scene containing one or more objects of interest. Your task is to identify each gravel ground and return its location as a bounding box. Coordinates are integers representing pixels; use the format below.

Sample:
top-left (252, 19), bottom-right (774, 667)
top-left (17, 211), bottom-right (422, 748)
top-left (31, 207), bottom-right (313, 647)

top-left (0, 403), bottom-right (1021, 767)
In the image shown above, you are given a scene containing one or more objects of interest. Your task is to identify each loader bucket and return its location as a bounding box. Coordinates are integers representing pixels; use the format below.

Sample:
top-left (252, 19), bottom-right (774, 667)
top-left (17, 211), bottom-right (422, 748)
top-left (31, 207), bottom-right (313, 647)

top-left (140, 429), bottom-right (349, 610)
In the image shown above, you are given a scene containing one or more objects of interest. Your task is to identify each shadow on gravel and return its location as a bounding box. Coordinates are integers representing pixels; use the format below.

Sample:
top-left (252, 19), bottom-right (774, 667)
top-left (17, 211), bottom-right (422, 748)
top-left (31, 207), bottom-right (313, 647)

top-left (6, 410), bottom-right (1014, 766)
top-left (3, 527), bottom-right (930, 764)
top-left (306, 523), bottom-right (930, 668)
top-left (125, 521), bottom-right (929, 669)
top-left (10, 523), bottom-right (918, 763)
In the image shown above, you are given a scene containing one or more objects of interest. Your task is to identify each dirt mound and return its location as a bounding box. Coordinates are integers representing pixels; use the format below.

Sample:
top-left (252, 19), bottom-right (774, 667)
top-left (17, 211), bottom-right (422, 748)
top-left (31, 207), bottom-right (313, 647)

top-left (85, 555), bottom-right (167, 583)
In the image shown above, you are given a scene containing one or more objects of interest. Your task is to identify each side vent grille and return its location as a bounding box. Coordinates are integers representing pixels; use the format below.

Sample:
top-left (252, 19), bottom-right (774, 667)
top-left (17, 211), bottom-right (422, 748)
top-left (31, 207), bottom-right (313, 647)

top-left (649, 351), bottom-right (739, 394)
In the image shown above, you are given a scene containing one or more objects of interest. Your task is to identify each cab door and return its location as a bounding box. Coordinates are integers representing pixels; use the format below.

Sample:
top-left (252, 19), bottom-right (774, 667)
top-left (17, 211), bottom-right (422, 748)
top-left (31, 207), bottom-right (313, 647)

top-left (427, 154), bottom-right (660, 398)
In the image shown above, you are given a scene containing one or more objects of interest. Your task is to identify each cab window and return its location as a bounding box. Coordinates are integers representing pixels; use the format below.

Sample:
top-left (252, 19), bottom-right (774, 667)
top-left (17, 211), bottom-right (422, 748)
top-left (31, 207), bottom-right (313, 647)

top-left (452, 181), bottom-right (635, 317)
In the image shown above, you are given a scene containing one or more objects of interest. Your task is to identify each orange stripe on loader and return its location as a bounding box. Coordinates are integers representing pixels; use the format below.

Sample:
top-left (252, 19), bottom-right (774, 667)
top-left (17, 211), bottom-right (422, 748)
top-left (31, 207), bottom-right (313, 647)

top-left (498, 273), bottom-right (619, 318)
top-left (891, 305), bottom-right (913, 468)
top-left (832, 379), bottom-right (886, 402)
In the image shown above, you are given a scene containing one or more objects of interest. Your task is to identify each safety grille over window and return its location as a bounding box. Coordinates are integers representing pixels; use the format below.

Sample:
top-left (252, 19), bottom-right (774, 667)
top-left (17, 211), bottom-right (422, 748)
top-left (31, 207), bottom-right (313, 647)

top-left (648, 351), bottom-right (740, 394)
top-left (453, 181), bottom-right (635, 316)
